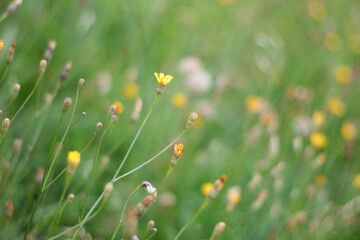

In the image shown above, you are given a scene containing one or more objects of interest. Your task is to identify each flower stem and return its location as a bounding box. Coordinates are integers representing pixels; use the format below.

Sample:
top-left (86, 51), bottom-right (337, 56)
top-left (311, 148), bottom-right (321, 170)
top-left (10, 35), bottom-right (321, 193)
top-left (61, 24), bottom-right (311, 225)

top-left (0, 64), bottom-right (9, 87)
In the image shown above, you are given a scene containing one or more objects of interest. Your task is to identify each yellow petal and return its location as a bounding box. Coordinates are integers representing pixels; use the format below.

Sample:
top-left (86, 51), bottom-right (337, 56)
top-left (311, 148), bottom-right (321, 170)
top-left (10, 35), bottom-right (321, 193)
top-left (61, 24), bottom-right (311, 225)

top-left (154, 72), bottom-right (160, 84)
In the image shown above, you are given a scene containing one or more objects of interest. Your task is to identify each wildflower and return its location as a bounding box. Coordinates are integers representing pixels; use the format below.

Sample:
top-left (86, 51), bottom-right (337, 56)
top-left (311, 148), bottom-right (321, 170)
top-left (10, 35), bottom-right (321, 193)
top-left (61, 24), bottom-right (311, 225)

top-left (171, 143), bottom-right (184, 167)
top-left (6, 43), bottom-right (15, 64)
top-left (211, 222), bottom-right (226, 238)
top-left (310, 131), bottom-right (328, 149)
top-left (315, 174), bottom-right (327, 187)
top-left (341, 121), bottom-right (357, 142)
top-left (312, 111), bottom-right (326, 128)
top-left (171, 93), bottom-right (187, 108)
top-left (352, 174), bottom-right (360, 189)
top-left (226, 186), bottom-right (241, 212)
top-left (327, 97), bottom-right (345, 117)
top-left (207, 175), bottom-right (227, 200)
top-left (333, 65), bottom-right (351, 84)
top-left (113, 101), bottom-right (124, 115)
top-left (154, 72), bottom-right (173, 94)
top-left (67, 151), bottom-right (81, 170)
top-left (131, 97), bottom-right (143, 123)
top-left (123, 82), bottom-right (139, 99)
top-left (324, 33), bottom-right (342, 52)
top-left (349, 34), bottom-right (360, 54)
top-left (62, 97), bottom-right (72, 113)
top-left (201, 183), bottom-right (213, 197)
top-left (307, 1), bottom-right (326, 21)
top-left (245, 95), bottom-right (265, 114)
top-left (186, 112), bottom-right (198, 129)
top-left (0, 40), bottom-right (3, 54)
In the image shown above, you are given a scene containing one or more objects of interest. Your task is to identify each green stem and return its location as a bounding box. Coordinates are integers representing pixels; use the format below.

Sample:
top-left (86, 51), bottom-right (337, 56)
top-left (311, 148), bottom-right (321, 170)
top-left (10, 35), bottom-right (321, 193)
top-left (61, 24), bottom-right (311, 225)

top-left (3, 97), bottom-right (15, 113)
top-left (42, 167), bottom-right (68, 191)
top-left (174, 200), bottom-right (210, 240)
top-left (0, 64), bottom-right (9, 86)
top-left (110, 185), bottom-right (142, 240)
top-left (80, 132), bottom-right (96, 154)
top-left (0, 152), bottom-right (16, 195)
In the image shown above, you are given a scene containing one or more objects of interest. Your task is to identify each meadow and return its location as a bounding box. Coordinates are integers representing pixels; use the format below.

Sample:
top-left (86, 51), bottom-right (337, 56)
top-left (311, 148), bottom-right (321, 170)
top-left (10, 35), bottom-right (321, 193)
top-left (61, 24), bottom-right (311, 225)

top-left (0, 0), bottom-right (360, 239)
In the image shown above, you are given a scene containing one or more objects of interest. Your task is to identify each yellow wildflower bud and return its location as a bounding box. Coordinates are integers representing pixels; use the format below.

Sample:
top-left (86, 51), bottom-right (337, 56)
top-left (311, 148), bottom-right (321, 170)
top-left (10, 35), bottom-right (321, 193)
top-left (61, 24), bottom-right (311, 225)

top-left (67, 151), bottom-right (81, 170)
top-left (326, 97), bottom-right (345, 117)
top-left (314, 174), bottom-right (327, 187)
top-left (310, 131), bottom-right (328, 149)
top-left (123, 82), bottom-right (139, 99)
top-left (0, 39), bottom-right (4, 54)
top-left (154, 72), bottom-right (173, 94)
top-left (171, 143), bottom-right (184, 167)
top-left (171, 93), bottom-right (187, 108)
top-left (333, 65), bottom-right (351, 84)
top-left (201, 182), bottom-right (213, 197)
top-left (245, 95), bottom-right (265, 114)
top-left (113, 101), bottom-right (124, 115)
top-left (352, 174), bottom-right (360, 189)
top-left (312, 111), bottom-right (326, 128)
top-left (307, 1), bottom-right (326, 21)
top-left (341, 121), bottom-right (357, 142)
top-left (324, 33), bottom-right (342, 52)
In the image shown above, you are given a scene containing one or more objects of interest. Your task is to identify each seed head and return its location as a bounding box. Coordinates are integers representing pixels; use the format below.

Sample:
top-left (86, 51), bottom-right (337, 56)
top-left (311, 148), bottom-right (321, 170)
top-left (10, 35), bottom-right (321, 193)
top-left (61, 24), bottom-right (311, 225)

top-left (39, 59), bottom-right (47, 73)
top-left (109, 104), bottom-right (116, 114)
top-left (2, 118), bottom-right (10, 133)
top-left (104, 182), bottom-right (114, 198)
top-left (147, 220), bottom-right (155, 230)
top-left (134, 195), bottom-right (155, 217)
top-left (60, 61), bottom-right (72, 82)
top-left (67, 193), bottom-right (75, 203)
top-left (186, 112), bottom-right (198, 128)
top-left (152, 228), bottom-right (157, 234)
top-left (96, 122), bottom-right (103, 131)
top-left (7, 43), bottom-right (16, 64)
top-left (62, 97), bottom-right (72, 113)
top-left (35, 167), bottom-right (44, 183)
top-left (12, 83), bottom-right (20, 98)
top-left (78, 78), bottom-right (85, 88)
top-left (44, 40), bottom-right (57, 61)
top-left (141, 181), bottom-right (157, 199)
top-left (212, 222), bottom-right (226, 238)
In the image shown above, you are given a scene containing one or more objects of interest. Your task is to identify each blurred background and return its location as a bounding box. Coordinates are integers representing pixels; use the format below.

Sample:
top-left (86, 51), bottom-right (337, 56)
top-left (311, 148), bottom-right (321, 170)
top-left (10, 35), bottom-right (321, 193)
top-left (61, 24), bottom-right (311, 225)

top-left (1, 0), bottom-right (360, 239)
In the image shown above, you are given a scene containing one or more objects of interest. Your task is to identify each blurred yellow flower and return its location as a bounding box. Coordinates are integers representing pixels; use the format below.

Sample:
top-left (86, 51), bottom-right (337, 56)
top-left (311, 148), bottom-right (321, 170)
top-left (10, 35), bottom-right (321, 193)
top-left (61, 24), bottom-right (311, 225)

top-left (201, 182), bottom-right (213, 196)
top-left (171, 93), bottom-right (187, 108)
top-left (0, 39), bottom-right (3, 54)
top-left (217, 0), bottom-right (237, 6)
top-left (67, 151), bottom-right (81, 169)
top-left (315, 174), bottom-right (327, 187)
top-left (349, 34), bottom-right (360, 55)
top-left (326, 98), bottom-right (345, 117)
top-left (324, 33), bottom-right (342, 52)
top-left (307, 1), bottom-right (326, 21)
top-left (353, 174), bottom-right (360, 189)
top-left (312, 111), bottom-right (326, 128)
top-left (228, 190), bottom-right (241, 205)
top-left (333, 65), bottom-right (351, 84)
top-left (113, 101), bottom-right (124, 115)
top-left (245, 96), bottom-right (265, 114)
top-left (123, 82), bottom-right (138, 99)
top-left (154, 72), bottom-right (173, 87)
top-left (310, 131), bottom-right (328, 149)
top-left (341, 121), bottom-right (357, 142)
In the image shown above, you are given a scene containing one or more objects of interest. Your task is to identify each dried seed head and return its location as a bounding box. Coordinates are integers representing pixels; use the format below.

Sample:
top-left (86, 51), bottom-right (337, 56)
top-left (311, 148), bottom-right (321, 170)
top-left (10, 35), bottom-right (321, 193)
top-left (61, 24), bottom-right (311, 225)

top-left (12, 83), bottom-right (20, 98)
top-left (96, 122), bottom-right (103, 131)
top-left (171, 143), bottom-right (184, 167)
top-left (78, 78), bottom-right (85, 88)
top-left (67, 193), bottom-right (75, 203)
top-left (147, 220), bottom-right (155, 230)
top-left (104, 182), bottom-right (114, 198)
top-left (60, 61), bottom-right (72, 82)
top-left (207, 175), bottom-right (227, 200)
top-left (212, 222), bottom-right (226, 238)
top-left (44, 40), bottom-right (57, 61)
top-left (141, 181), bottom-right (157, 197)
top-left (13, 138), bottom-right (22, 154)
top-left (2, 118), bottom-right (10, 133)
top-left (5, 200), bottom-right (13, 219)
top-left (7, 43), bottom-right (16, 64)
top-left (131, 97), bottom-right (143, 123)
top-left (35, 167), bottom-right (44, 183)
top-left (186, 112), bottom-right (198, 128)
top-left (39, 59), bottom-right (47, 73)
top-left (62, 97), bottom-right (72, 113)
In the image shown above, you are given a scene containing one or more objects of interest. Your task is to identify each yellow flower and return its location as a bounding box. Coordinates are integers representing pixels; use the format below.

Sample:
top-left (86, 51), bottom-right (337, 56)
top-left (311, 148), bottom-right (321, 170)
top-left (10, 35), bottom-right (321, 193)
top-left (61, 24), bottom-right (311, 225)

top-left (171, 93), bottom-right (187, 108)
top-left (349, 34), bottom-right (360, 55)
top-left (333, 65), bottom-right (351, 84)
top-left (310, 131), bottom-right (328, 149)
top-left (312, 111), bottom-right (326, 128)
top-left (245, 96), bottom-right (265, 114)
top-left (315, 174), bottom-right (327, 187)
top-left (352, 174), bottom-right (360, 189)
top-left (201, 182), bottom-right (213, 197)
top-left (307, 1), bottom-right (326, 21)
top-left (154, 72), bottom-right (173, 87)
top-left (0, 39), bottom-right (3, 54)
top-left (174, 143), bottom-right (184, 159)
top-left (327, 97), bottom-right (345, 117)
top-left (113, 101), bottom-right (124, 115)
top-left (123, 82), bottom-right (138, 99)
top-left (324, 33), bottom-right (342, 52)
top-left (67, 151), bottom-right (81, 169)
top-left (341, 121), bottom-right (357, 142)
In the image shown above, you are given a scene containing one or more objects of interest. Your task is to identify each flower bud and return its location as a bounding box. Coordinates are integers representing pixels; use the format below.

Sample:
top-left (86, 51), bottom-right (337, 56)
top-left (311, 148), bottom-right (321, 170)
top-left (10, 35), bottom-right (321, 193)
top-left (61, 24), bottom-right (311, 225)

top-left (6, 43), bottom-right (15, 64)
top-left (39, 59), bottom-right (47, 73)
top-left (171, 143), bottom-right (184, 167)
top-left (2, 118), bottom-right (10, 134)
top-left (186, 112), bottom-right (198, 128)
top-left (60, 61), bottom-right (72, 82)
top-left (13, 138), bottom-right (22, 154)
top-left (134, 195), bottom-right (155, 217)
top-left (207, 175), bottom-right (227, 200)
top-left (78, 78), bottom-right (85, 88)
top-left (12, 83), bottom-right (20, 98)
top-left (44, 40), bottom-right (57, 61)
top-left (35, 167), bottom-right (44, 183)
top-left (67, 193), bottom-right (75, 203)
top-left (104, 182), bottom-right (114, 198)
top-left (96, 122), bottom-right (103, 131)
top-left (62, 97), bottom-right (72, 113)
top-left (131, 97), bottom-right (143, 123)
top-left (212, 222), bottom-right (226, 238)
top-left (147, 220), bottom-right (155, 231)
top-left (67, 151), bottom-right (81, 175)
top-left (152, 228), bottom-right (157, 234)
top-left (109, 104), bottom-right (116, 114)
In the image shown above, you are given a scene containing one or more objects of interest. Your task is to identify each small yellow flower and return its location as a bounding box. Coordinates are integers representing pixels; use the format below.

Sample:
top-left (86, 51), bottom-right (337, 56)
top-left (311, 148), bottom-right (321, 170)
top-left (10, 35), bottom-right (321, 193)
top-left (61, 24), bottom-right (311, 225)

top-left (327, 97), bottom-right (345, 117)
top-left (352, 174), bottom-right (360, 189)
top-left (201, 182), bottom-right (213, 197)
top-left (171, 93), bottom-right (187, 108)
top-left (245, 96), bottom-right (265, 114)
top-left (310, 131), bottom-right (328, 149)
top-left (0, 39), bottom-right (3, 54)
top-left (312, 111), bottom-right (326, 128)
top-left (333, 65), bottom-right (351, 84)
top-left (113, 101), bottom-right (124, 115)
top-left (341, 121), bottom-right (357, 142)
top-left (123, 82), bottom-right (138, 99)
top-left (315, 174), bottom-right (327, 187)
top-left (324, 33), bottom-right (342, 52)
top-left (174, 143), bottom-right (184, 159)
top-left (67, 151), bottom-right (81, 169)
top-left (154, 72), bottom-right (173, 87)
top-left (307, 1), bottom-right (326, 21)
top-left (349, 34), bottom-right (360, 55)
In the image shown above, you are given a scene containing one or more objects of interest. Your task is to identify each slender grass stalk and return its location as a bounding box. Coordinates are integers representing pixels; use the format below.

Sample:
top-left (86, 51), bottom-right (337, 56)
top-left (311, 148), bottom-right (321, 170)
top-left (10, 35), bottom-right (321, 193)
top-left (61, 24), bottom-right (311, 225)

top-left (80, 131), bottom-right (96, 154)
top-left (174, 200), bottom-right (210, 240)
top-left (110, 185), bottom-right (142, 240)
top-left (0, 151), bottom-right (17, 194)
top-left (3, 97), bottom-right (15, 113)
top-left (0, 64), bottom-right (9, 86)
top-left (42, 167), bottom-right (68, 191)
top-left (145, 231), bottom-right (156, 240)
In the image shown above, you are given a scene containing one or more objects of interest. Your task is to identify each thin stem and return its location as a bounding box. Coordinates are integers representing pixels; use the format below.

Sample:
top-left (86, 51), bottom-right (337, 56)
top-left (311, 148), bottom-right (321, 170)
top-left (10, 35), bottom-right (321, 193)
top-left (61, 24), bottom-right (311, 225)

top-left (0, 64), bottom-right (9, 86)
top-left (42, 167), bottom-right (68, 191)
top-left (157, 166), bottom-right (174, 191)
top-left (69, 113), bottom-right (85, 128)
top-left (145, 232), bottom-right (156, 240)
top-left (80, 120), bottom-right (113, 219)
top-left (174, 200), bottom-right (210, 240)
top-left (0, 152), bottom-right (17, 195)
top-left (3, 97), bottom-right (15, 113)
top-left (110, 185), bottom-right (142, 240)
top-left (80, 131), bottom-right (96, 154)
